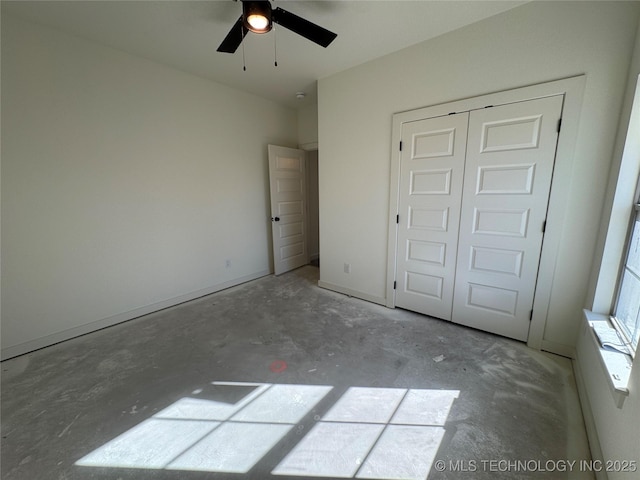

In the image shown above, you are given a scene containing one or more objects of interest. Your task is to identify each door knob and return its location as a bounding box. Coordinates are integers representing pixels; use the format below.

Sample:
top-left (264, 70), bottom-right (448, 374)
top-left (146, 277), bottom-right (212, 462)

top-left (272, 216), bottom-right (280, 222)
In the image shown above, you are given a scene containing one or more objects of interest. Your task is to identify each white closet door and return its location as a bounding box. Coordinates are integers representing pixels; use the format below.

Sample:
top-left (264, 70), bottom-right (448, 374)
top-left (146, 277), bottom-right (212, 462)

top-left (395, 113), bottom-right (469, 320)
top-left (451, 96), bottom-right (563, 341)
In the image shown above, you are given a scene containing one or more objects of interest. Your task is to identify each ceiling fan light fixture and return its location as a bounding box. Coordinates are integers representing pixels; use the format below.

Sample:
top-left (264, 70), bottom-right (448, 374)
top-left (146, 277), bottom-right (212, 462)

top-left (217, 1), bottom-right (337, 54)
top-left (244, 2), bottom-right (272, 34)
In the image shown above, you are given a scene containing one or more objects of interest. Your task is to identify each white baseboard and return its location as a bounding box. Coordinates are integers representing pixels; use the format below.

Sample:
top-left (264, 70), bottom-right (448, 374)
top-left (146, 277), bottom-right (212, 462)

top-left (541, 338), bottom-right (576, 359)
top-left (572, 357), bottom-right (608, 480)
top-left (1, 269), bottom-right (271, 361)
top-left (317, 280), bottom-right (386, 306)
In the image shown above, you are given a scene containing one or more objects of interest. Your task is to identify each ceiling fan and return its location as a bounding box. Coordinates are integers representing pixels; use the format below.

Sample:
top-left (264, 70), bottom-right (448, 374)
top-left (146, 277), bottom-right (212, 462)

top-left (217, 0), bottom-right (338, 54)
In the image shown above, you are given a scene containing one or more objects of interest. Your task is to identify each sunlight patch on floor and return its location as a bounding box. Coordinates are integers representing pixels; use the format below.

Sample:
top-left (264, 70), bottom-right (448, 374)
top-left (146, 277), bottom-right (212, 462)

top-left (75, 381), bottom-right (459, 480)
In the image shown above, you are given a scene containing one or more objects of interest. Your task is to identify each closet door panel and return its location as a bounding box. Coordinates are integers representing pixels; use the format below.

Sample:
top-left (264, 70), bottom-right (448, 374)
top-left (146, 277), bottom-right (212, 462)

top-left (452, 96), bottom-right (563, 341)
top-left (395, 113), bottom-right (469, 320)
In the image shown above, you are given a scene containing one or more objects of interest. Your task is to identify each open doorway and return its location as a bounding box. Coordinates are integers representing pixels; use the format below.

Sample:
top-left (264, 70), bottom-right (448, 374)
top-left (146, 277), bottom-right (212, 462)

top-left (306, 149), bottom-right (320, 267)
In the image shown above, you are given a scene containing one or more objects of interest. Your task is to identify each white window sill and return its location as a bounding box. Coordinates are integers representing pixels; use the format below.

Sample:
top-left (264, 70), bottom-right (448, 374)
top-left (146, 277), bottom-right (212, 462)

top-left (583, 310), bottom-right (633, 408)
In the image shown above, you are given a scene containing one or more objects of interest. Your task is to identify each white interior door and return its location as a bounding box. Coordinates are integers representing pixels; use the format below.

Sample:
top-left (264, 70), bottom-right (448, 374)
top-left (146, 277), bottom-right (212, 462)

top-left (394, 113), bottom-right (469, 320)
top-left (451, 95), bottom-right (563, 341)
top-left (268, 145), bottom-right (308, 275)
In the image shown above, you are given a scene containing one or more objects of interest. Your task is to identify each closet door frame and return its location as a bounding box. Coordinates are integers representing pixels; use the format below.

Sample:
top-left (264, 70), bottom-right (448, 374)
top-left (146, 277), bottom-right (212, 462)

top-left (386, 76), bottom-right (585, 351)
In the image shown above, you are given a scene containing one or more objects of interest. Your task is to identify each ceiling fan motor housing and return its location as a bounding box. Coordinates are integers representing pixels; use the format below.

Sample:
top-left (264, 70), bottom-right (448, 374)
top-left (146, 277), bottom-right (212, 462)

top-left (243, 1), bottom-right (272, 34)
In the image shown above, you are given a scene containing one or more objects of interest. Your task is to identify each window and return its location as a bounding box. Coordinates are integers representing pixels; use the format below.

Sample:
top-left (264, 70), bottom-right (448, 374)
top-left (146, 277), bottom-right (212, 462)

top-left (612, 186), bottom-right (640, 355)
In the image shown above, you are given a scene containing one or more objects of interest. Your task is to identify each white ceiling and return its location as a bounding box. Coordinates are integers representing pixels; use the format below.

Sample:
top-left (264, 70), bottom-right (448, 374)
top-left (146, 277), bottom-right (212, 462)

top-left (2, 1), bottom-right (528, 108)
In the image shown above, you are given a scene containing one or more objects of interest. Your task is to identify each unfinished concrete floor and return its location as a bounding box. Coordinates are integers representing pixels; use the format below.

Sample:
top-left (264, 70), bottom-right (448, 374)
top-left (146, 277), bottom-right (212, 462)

top-left (1, 265), bottom-right (592, 480)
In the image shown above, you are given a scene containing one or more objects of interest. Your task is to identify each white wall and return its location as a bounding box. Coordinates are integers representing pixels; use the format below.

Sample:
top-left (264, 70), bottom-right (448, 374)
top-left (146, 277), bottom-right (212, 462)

top-left (318, 1), bottom-right (640, 353)
top-left (576, 324), bottom-right (640, 480)
top-left (574, 20), bottom-right (640, 480)
top-left (1, 15), bottom-right (298, 358)
top-left (297, 103), bottom-right (319, 149)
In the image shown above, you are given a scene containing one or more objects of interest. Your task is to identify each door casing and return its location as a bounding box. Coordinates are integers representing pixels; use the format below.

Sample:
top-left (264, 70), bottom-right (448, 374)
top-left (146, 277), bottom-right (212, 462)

top-left (386, 76), bottom-right (586, 353)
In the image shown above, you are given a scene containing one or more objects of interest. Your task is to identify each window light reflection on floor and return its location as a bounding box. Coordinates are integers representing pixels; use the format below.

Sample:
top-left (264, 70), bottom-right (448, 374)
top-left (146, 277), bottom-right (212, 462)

top-left (75, 381), bottom-right (459, 480)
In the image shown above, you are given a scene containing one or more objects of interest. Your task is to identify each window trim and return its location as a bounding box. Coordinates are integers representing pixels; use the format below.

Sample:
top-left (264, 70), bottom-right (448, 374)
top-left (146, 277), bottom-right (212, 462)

top-left (610, 191), bottom-right (640, 358)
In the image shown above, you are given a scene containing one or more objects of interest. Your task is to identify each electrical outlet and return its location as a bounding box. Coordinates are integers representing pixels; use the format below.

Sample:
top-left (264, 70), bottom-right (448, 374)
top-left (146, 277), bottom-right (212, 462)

top-left (344, 263), bottom-right (351, 274)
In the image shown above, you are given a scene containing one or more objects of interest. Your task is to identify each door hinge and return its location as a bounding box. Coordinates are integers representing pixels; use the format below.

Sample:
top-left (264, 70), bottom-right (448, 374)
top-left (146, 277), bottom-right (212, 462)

top-left (530, 310), bottom-right (533, 321)
top-left (393, 281), bottom-right (397, 290)
top-left (396, 214), bottom-right (399, 224)
top-left (542, 220), bottom-right (547, 233)
top-left (557, 118), bottom-right (562, 133)
top-left (399, 141), bottom-right (403, 151)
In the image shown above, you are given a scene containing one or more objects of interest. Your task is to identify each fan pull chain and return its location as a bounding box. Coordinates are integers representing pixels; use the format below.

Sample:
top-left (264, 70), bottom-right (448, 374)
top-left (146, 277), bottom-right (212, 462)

top-left (274, 23), bottom-right (278, 67)
top-left (242, 38), bottom-right (247, 71)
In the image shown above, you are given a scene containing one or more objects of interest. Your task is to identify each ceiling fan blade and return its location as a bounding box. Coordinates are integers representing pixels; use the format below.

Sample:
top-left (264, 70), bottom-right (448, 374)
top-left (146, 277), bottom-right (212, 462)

top-left (272, 7), bottom-right (337, 48)
top-left (217, 16), bottom-right (248, 53)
